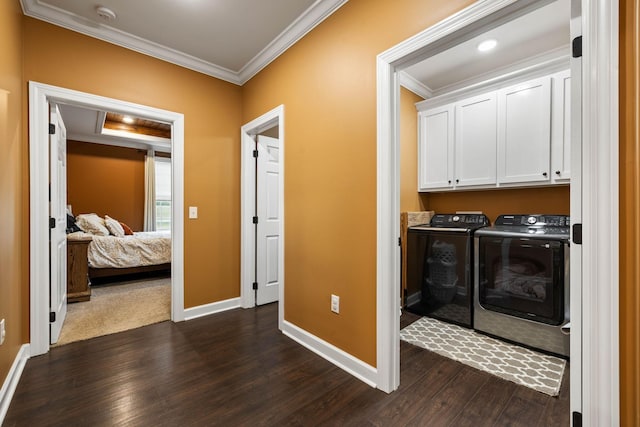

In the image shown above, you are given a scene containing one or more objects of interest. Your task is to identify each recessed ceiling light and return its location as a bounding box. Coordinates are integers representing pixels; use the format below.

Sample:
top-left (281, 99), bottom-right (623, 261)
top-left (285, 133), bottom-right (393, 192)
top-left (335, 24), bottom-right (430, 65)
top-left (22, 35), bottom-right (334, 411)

top-left (477, 39), bottom-right (498, 52)
top-left (122, 116), bottom-right (135, 124)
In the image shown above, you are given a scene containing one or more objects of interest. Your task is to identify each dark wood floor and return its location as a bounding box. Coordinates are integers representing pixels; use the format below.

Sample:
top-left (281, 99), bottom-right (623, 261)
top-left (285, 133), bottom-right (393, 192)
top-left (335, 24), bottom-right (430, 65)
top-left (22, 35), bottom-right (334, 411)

top-left (4, 304), bottom-right (569, 426)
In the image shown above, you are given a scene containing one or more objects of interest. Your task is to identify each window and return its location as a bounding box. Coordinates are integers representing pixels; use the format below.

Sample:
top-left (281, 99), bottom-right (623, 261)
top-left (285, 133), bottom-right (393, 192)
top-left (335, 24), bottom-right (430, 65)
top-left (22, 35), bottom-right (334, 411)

top-left (155, 157), bottom-right (171, 231)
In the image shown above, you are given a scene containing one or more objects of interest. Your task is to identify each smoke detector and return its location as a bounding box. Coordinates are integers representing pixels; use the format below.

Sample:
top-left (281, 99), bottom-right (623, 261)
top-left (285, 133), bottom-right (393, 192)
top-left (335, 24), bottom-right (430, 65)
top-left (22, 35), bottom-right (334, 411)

top-left (96, 6), bottom-right (117, 22)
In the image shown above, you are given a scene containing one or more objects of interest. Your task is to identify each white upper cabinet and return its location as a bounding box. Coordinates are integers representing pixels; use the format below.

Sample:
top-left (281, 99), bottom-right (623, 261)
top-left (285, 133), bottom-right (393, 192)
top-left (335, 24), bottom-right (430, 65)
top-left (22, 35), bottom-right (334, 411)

top-left (497, 76), bottom-right (552, 184)
top-left (416, 67), bottom-right (571, 192)
top-left (418, 105), bottom-right (454, 190)
top-left (551, 69), bottom-right (571, 183)
top-left (455, 92), bottom-right (497, 187)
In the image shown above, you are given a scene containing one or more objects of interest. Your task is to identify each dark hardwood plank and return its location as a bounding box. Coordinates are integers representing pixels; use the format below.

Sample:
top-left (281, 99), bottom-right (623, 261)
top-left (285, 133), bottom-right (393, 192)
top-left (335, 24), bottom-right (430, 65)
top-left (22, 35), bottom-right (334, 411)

top-left (3, 305), bottom-right (570, 427)
top-left (449, 373), bottom-right (518, 427)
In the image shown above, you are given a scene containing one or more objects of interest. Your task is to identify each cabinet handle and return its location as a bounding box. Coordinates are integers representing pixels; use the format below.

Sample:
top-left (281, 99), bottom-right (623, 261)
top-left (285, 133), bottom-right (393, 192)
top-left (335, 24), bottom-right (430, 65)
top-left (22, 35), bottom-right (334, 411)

top-left (542, 172), bottom-right (548, 177)
top-left (448, 180), bottom-right (451, 184)
top-left (455, 179), bottom-right (459, 184)
top-left (555, 170), bottom-right (561, 175)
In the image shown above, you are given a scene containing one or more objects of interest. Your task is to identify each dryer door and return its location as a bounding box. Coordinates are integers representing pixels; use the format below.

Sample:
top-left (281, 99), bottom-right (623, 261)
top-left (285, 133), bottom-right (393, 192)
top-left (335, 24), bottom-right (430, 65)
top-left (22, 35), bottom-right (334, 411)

top-left (477, 236), bottom-right (565, 326)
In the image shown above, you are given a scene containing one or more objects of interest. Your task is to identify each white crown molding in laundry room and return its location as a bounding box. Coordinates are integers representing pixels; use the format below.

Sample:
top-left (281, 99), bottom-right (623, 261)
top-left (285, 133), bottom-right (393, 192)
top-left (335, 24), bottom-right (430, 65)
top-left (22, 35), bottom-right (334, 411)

top-left (19, 0), bottom-right (349, 86)
top-left (398, 72), bottom-right (433, 99)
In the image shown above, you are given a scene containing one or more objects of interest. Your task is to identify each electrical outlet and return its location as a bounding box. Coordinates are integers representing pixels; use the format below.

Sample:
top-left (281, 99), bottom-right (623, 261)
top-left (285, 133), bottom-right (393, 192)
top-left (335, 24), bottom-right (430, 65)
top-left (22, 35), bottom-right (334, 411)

top-left (331, 294), bottom-right (340, 314)
top-left (189, 206), bottom-right (198, 219)
top-left (0, 319), bottom-right (5, 345)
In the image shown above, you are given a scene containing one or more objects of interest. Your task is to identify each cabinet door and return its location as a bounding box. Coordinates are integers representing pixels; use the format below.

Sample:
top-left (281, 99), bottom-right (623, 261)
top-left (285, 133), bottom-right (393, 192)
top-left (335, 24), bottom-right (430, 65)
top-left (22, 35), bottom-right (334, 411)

top-left (497, 76), bottom-right (552, 184)
top-left (455, 92), bottom-right (497, 187)
top-left (418, 105), bottom-right (454, 190)
top-left (551, 70), bottom-right (571, 183)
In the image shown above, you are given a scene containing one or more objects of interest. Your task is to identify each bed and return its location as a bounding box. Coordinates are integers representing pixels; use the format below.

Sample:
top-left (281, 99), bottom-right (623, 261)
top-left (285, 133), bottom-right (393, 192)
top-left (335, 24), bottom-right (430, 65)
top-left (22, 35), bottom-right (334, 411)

top-left (67, 213), bottom-right (171, 280)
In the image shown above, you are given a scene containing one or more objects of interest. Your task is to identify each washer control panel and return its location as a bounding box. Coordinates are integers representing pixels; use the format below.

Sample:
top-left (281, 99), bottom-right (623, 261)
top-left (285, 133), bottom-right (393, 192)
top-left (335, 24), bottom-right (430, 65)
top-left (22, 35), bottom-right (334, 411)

top-left (430, 213), bottom-right (489, 228)
top-left (495, 214), bottom-right (569, 227)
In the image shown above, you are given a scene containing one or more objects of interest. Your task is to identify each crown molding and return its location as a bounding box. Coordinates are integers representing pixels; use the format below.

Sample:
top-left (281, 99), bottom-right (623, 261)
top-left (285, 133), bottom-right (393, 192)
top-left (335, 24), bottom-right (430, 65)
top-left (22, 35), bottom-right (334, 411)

top-left (398, 72), bottom-right (432, 99)
top-left (20, 0), bottom-right (348, 86)
top-left (238, 0), bottom-right (349, 84)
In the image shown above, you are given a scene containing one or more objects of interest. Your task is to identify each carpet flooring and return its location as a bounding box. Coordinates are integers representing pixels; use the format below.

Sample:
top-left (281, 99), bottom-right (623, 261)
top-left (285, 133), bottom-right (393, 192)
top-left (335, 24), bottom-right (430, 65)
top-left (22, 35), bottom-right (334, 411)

top-left (400, 316), bottom-right (566, 396)
top-left (54, 277), bottom-right (171, 346)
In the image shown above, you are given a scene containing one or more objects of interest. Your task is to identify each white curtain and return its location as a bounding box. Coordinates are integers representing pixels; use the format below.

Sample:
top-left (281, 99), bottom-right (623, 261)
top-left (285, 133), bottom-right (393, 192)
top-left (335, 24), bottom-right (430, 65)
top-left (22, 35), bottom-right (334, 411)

top-left (143, 149), bottom-right (156, 231)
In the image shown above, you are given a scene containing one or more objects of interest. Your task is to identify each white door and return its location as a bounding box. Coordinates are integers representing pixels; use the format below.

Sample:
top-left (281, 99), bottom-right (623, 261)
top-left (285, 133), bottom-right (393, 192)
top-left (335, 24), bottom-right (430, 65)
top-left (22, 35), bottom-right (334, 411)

top-left (256, 135), bottom-right (281, 305)
top-left (418, 104), bottom-right (454, 190)
top-left (49, 104), bottom-right (68, 344)
top-left (497, 76), bottom-right (552, 184)
top-left (569, 3), bottom-right (583, 417)
top-left (454, 92), bottom-right (497, 187)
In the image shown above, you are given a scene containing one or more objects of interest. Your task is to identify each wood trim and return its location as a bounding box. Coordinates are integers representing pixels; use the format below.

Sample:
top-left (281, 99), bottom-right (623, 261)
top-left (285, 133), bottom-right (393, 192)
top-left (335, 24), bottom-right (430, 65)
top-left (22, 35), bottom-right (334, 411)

top-left (619, 0), bottom-right (640, 424)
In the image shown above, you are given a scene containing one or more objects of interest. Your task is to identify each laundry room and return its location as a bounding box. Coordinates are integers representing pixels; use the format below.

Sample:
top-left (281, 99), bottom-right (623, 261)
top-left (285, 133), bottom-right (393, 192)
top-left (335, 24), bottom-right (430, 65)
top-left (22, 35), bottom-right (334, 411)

top-left (398, 0), bottom-right (573, 401)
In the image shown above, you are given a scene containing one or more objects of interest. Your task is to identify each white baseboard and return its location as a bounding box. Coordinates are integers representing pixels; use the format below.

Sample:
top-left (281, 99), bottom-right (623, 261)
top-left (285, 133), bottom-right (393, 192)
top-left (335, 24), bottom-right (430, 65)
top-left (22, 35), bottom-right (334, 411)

top-left (282, 320), bottom-right (377, 388)
top-left (0, 344), bottom-right (30, 424)
top-left (183, 297), bottom-right (241, 321)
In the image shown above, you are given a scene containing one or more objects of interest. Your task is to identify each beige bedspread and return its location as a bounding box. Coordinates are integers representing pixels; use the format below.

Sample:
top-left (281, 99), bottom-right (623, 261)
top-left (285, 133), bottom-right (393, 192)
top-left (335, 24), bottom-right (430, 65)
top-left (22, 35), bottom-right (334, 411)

top-left (69, 231), bottom-right (171, 268)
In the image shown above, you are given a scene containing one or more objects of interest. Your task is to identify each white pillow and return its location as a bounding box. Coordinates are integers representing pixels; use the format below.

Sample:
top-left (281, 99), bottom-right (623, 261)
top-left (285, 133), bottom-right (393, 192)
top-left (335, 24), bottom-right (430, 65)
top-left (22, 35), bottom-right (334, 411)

top-left (104, 215), bottom-right (125, 237)
top-left (75, 213), bottom-right (110, 236)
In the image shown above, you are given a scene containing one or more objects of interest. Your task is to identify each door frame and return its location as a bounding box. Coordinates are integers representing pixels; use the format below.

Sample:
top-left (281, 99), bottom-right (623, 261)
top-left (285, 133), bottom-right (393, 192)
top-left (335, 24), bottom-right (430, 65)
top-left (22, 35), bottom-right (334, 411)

top-left (375, 0), bottom-right (619, 422)
top-left (240, 105), bottom-right (285, 327)
top-left (28, 81), bottom-right (186, 356)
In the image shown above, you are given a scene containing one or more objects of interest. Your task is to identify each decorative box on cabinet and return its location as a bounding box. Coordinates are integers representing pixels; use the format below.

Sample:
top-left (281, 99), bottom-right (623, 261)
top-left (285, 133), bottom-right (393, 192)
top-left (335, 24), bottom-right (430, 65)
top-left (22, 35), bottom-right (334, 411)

top-left (67, 236), bottom-right (92, 302)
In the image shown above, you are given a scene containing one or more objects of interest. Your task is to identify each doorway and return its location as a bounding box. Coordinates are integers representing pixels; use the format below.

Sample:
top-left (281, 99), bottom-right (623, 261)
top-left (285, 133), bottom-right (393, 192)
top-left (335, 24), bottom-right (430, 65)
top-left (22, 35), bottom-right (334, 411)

top-left (29, 81), bottom-right (185, 356)
top-left (375, 0), bottom-right (619, 422)
top-left (240, 105), bottom-right (285, 329)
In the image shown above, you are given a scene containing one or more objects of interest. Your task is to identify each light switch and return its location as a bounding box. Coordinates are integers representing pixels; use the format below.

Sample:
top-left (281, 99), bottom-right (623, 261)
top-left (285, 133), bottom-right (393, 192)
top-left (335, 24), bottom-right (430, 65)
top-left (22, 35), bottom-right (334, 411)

top-left (189, 206), bottom-right (198, 219)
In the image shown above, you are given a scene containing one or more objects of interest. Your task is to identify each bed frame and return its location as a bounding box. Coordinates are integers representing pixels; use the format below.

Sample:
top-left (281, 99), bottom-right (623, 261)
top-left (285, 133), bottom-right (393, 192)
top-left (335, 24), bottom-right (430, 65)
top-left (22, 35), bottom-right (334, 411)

top-left (88, 263), bottom-right (171, 280)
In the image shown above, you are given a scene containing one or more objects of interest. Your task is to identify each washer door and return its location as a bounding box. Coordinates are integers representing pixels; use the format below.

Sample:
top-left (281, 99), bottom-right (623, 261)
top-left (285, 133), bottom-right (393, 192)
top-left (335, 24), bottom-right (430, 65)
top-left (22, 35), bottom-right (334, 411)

top-left (406, 229), bottom-right (472, 326)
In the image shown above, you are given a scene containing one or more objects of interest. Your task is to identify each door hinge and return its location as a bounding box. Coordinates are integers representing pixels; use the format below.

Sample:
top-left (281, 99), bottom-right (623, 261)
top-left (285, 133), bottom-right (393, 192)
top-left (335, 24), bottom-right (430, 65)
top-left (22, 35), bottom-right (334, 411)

top-left (398, 237), bottom-right (401, 247)
top-left (572, 36), bottom-right (582, 58)
top-left (252, 216), bottom-right (258, 224)
top-left (49, 312), bottom-right (56, 323)
top-left (49, 217), bottom-right (56, 229)
top-left (572, 411), bottom-right (582, 427)
top-left (572, 223), bottom-right (582, 245)
top-left (253, 149), bottom-right (259, 158)
top-left (252, 282), bottom-right (258, 290)
top-left (48, 123), bottom-right (55, 135)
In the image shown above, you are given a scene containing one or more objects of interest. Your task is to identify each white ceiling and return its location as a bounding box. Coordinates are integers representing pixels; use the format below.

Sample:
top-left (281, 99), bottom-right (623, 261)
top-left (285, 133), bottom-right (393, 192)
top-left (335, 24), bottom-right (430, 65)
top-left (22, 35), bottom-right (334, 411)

top-left (20, 0), bottom-right (348, 85)
top-left (403, 0), bottom-right (570, 97)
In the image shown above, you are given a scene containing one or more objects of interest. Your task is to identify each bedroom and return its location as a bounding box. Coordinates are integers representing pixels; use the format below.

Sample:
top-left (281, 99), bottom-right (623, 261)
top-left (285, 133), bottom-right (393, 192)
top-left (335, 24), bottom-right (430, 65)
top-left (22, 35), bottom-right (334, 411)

top-left (59, 104), bottom-right (173, 345)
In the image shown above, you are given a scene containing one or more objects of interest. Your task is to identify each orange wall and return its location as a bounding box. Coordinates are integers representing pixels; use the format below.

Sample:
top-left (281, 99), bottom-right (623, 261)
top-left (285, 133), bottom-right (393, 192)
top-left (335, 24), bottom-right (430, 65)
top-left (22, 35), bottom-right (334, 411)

top-left (23, 18), bottom-right (243, 308)
top-left (242, 0), bottom-right (475, 366)
top-left (400, 87), bottom-right (426, 212)
top-left (620, 0), bottom-right (640, 424)
top-left (0, 0), bottom-right (25, 390)
top-left (426, 186), bottom-right (570, 223)
top-left (67, 142), bottom-right (145, 231)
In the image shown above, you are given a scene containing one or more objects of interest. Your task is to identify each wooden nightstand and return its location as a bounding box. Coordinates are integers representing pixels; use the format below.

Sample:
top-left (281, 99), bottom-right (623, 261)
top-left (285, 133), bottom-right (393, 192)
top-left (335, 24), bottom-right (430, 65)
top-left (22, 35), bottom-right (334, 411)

top-left (67, 237), bottom-right (92, 302)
